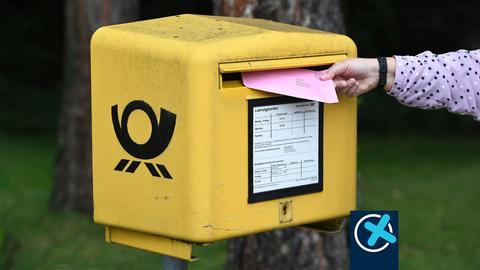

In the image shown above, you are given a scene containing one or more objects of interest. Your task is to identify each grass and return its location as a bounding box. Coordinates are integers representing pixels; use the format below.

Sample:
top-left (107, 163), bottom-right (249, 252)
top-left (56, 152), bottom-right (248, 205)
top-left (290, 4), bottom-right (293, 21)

top-left (358, 134), bottom-right (480, 270)
top-left (1, 133), bottom-right (480, 269)
top-left (0, 135), bottom-right (226, 270)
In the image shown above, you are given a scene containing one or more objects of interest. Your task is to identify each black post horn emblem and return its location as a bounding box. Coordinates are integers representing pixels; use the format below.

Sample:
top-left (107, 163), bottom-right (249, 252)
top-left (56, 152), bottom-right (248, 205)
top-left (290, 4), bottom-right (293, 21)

top-left (111, 100), bottom-right (176, 179)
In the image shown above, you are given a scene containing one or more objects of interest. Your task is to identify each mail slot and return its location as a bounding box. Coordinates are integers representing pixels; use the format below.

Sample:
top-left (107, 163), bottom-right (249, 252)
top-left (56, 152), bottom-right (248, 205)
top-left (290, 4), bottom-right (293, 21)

top-left (91, 14), bottom-right (357, 260)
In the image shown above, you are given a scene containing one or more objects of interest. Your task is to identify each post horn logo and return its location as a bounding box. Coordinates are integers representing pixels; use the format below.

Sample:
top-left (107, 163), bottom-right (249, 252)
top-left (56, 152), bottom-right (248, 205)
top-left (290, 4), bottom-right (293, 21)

top-left (111, 100), bottom-right (176, 179)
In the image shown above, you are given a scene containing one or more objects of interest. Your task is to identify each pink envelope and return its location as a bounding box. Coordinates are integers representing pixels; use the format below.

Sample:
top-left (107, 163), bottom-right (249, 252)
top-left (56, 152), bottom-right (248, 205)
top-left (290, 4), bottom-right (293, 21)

top-left (241, 68), bottom-right (338, 103)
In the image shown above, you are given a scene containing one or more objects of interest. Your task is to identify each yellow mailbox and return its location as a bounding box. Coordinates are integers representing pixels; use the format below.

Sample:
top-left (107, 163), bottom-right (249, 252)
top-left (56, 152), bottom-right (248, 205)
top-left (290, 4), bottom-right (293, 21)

top-left (91, 14), bottom-right (357, 260)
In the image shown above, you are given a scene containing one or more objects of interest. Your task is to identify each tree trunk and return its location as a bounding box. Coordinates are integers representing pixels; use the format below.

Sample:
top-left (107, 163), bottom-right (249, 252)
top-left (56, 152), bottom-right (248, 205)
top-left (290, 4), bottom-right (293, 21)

top-left (214, 0), bottom-right (345, 33)
top-left (50, 0), bottom-right (140, 213)
top-left (214, 1), bottom-right (349, 269)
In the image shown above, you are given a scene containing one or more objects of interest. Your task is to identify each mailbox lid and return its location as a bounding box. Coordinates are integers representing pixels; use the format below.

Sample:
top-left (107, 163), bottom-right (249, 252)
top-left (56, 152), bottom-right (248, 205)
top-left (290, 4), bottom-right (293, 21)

top-left (102, 14), bottom-right (356, 64)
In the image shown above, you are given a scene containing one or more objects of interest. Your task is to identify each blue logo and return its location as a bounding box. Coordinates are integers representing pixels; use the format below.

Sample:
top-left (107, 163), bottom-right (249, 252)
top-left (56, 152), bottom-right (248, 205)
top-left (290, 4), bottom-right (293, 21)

top-left (365, 214), bottom-right (397, 247)
top-left (350, 211), bottom-right (398, 270)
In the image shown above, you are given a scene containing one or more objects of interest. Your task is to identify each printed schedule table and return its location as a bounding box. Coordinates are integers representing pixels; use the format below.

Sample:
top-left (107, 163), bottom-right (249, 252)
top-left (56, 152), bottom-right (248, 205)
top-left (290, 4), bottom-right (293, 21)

top-left (251, 100), bottom-right (320, 194)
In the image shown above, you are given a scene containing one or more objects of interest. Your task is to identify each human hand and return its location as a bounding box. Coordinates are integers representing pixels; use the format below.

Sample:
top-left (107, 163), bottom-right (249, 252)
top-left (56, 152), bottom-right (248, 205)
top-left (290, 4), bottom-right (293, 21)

top-left (319, 57), bottom-right (396, 97)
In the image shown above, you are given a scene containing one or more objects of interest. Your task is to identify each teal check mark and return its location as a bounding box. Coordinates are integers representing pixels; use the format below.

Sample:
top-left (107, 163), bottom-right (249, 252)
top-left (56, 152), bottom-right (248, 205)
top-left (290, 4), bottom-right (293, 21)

top-left (364, 214), bottom-right (397, 247)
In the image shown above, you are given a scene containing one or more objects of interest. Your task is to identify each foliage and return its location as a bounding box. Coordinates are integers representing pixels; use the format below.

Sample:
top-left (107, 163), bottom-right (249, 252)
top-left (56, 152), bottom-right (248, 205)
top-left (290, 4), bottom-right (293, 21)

top-left (357, 90), bottom-right (480, 134)
top-left (345, 0), bottom-right (480, 133)
top-left (0, 1), bottom-right (63, 134)
top-left (2, 0), bottom-right (480, 134)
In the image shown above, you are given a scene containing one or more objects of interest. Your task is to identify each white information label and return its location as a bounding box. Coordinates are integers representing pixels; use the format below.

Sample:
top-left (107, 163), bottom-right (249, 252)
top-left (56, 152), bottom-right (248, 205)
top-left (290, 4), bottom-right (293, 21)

top-left (252, 101), bottom-right (319, 194)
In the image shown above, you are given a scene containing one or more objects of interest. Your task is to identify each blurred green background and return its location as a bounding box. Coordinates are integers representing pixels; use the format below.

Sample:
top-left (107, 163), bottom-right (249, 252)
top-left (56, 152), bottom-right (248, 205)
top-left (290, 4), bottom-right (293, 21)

top-left (1, 0), bottom-right (480, 269)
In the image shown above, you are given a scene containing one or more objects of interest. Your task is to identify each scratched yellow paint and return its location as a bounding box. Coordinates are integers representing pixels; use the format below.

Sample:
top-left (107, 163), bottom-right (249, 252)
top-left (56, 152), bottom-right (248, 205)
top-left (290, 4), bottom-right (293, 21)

top-left (91, 14), bottom-right (357, 260)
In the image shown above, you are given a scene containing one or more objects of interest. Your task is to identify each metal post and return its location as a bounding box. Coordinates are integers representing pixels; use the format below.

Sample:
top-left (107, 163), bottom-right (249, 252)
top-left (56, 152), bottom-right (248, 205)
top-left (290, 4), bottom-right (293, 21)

top-left (163, 255), bottom-right (188, 270)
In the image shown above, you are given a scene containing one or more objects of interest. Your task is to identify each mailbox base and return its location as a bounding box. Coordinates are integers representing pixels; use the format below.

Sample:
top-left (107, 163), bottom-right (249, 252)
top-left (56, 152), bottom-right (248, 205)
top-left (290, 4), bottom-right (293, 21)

top-left (105, 226), bottom-right (196, 261)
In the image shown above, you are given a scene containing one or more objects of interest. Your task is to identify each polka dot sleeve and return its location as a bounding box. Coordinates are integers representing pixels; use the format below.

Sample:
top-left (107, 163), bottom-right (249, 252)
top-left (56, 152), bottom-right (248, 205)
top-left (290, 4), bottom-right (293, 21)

top-left (388, 49), bottom-right (480, 121)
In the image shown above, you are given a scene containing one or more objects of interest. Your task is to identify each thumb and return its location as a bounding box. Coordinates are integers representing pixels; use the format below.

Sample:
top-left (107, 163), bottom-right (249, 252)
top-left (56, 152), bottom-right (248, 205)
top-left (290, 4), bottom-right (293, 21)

top-left (319, 70), bottom-right (335, 80)
top-left (319, 61), bottom-right (349, 81)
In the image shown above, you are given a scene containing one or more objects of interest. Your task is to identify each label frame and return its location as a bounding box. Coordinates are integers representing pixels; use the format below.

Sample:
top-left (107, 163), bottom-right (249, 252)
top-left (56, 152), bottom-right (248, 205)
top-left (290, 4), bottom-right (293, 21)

top-left (248, 96), bottom-right (324, 204)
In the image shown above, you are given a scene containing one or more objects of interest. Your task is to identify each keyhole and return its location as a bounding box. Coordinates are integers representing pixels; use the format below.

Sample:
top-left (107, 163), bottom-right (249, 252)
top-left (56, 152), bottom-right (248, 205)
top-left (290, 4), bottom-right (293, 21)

top-left (279, 200), bottom-right (293, 223)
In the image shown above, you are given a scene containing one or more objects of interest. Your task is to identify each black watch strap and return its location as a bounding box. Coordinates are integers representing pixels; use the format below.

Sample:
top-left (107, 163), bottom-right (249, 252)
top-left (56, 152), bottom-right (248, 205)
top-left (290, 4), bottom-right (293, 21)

top-left (377, 57), bottom-right (387, 89)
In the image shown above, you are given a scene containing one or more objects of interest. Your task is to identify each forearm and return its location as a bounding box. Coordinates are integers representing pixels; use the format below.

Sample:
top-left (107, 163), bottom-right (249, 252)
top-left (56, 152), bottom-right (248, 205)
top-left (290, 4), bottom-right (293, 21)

top-left (387, 50), bottom-right (480, 121)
